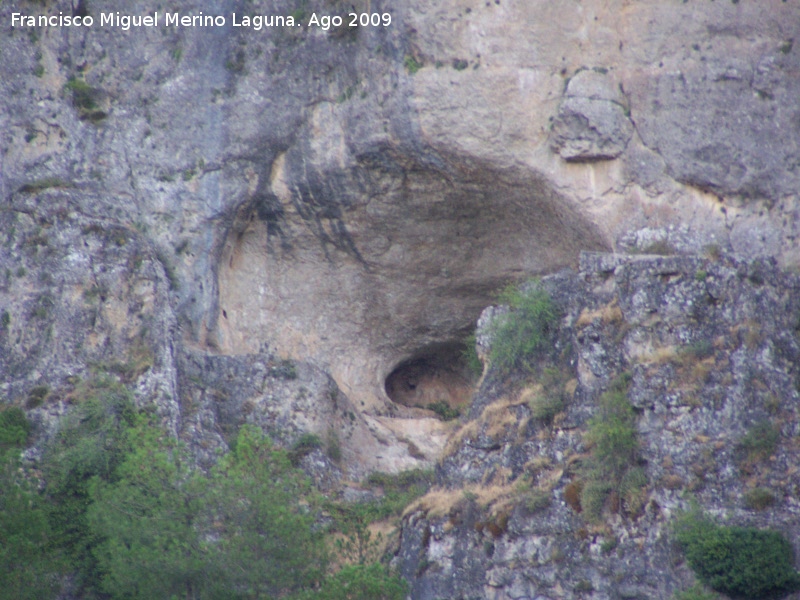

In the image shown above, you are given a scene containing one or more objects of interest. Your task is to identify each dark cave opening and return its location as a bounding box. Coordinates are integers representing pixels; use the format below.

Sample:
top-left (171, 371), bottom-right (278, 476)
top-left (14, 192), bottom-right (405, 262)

top-left (384, 342), bottom-right (478, 414)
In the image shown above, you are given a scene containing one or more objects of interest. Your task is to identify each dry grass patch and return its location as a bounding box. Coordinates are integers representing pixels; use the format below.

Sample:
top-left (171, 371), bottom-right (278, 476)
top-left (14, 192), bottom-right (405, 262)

top-left (482, 466), bottom-right (513, 487)
top-left (443, 395), bottom-right (524, 456)
top-left (442, 420), bottom-right (479, 457)
top-left (484, 400), bottom-right (520, 440)
top-left (637, 345), bottom-right (678, 365)
top-left (403, 482), bottom-right (519, 520)
top-left (576, 299), bottom-right (624, 327)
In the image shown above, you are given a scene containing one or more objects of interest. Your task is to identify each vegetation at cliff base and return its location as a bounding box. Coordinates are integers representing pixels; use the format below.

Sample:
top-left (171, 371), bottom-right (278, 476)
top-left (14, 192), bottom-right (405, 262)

top-left (0, 377), bottom-right (407, 600)
top-left (674, 508), bottom-right (800, 600)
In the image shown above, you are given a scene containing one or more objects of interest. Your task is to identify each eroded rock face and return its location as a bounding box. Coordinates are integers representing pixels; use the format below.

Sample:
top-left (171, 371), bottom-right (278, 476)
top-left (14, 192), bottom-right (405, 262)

top-left (550, 69), bottom-right (634, 161)
top-left (396, 252), bottom-right (800, 599)
top-left (1, 0), bottom-right (799, 471)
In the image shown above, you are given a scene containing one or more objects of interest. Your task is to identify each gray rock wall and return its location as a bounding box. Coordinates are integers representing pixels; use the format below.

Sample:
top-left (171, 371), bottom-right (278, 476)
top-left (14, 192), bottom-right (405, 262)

top-left (396, 252), bottom-right (800, 599)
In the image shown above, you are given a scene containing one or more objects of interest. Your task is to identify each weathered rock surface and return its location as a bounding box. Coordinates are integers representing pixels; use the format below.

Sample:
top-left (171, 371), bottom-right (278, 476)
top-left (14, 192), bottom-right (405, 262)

top-left (1, 0), bottom-right (800, 541)
top-left (395, 251), bottom-right (800, 599)
top-left (550, 69), bottom-right (633, 161)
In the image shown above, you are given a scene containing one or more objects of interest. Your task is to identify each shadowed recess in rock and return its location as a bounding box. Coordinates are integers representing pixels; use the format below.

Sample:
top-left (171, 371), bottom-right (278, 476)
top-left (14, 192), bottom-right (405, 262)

top-left (384, 342), bottom-right (475, 414)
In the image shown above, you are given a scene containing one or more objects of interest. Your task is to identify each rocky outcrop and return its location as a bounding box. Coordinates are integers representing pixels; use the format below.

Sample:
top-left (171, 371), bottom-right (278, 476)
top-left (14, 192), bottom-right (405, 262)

top-left (550, 69), bottom-right (633, 162)
top-left (395, 251), bottom-right (800, 599)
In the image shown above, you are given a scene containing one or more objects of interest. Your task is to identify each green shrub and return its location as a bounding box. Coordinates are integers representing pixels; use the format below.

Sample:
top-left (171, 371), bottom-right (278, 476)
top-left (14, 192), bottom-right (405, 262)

top-left (580, 374), bottom-right (644, 521)
top-left (738, 421), bottom-right (779, 463)
top-left (19, 177), bottom-right (71, 194)
top-left (529, 367), bottom-right (568, 424)
top-left (64, 77), bottom-right (106, 121)
top-left (524, 488), bottom-right (552, 513)
top-left (529, 393), bottom-right (564, 424)
top-left (90, 423), bottom-right (327, 600)
top-left (43, 377), bottom-right (138, 591)
top-left (290, 432), bottom-right (323, 465)
top-left (360, 469), bottom-right (434, 521)
top-left (674, 509), bottom-right (800, 599)
top-left (291, 563), bottom-right (407, 600)
top-left (0, 451), bottom-right (65, 599)
top-left (403, 55), bottom-right (422, 74)
top-left (743, 487), bottom-right (776, 511)
top-left (427, 401), bottom-right (460, 421)
top-left (272, 358), bottom-right (298, 379)
top-left (26, 385), bottom-right (50, 408)
top-left (0, 407), bottom-right (30, 451)
top-left (489, 282), bottom-right (560, 374)
top-left (581, 479), bottom-right (614, 522)
top-left (585, 376), bottom-right (638, 478)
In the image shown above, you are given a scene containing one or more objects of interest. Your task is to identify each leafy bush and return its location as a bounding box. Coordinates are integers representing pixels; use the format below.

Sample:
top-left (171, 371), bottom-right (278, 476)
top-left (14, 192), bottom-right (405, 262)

top-left (743, 487), bottom-right (776, 511)
top-left (580, 374), bottom-right (644, 521)
top-left (291, 563), bottom-right (407, 600)
top-left (64, 77), bottom-right (106, 121)
top-left (529, 368), bottom-right (569, 424)
top-left (26, 385), bottom-right (50, 408)
top-left (427, 401), bottom-right (461, 421)
top-left (403, 55), bottom-right (423, 74)
top-left (681, 339), bottom-right (714, 361)
top-left (0, 452), bottom-right (65, 600)
top-left (11, 384), bottom-right (410, 600)
top-left (0, 406), bottom-right (30, 451)
top-left (290, 432), bottom-right (323, 465)
top-left (674, 510), bottom-right (800, 599)
top-left (524, 488), bottom-right (552, 513)
top-left (529, 393), bottom-right (564, 424)
top-left (360, 469), bottom-right (435, 522)
top-left (89, 424), bottom-right (327, 599)
top-left (737, 421), bottom-right (779, 463)
top-left (327, 429), bottom-right (342, 462)
top-left (489, 282), bottom-right (560, 374)
top-left (585, 376), bottom-right (638, 477)
top-left (42, 377), bottom-right (137, 591)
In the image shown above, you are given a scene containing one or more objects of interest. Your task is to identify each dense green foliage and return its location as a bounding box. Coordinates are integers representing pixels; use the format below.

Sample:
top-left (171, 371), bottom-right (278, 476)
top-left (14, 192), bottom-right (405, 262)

top-left (1, 376), bottom-right (410, 600)
top-left (737, 420), bottom-right (780, 463)
top-left (674, 509), bottom-right (800, 599)
top-left (43, 377), bottom-right (137, 592)
top-left (361, 469), bottom-right (435, 522)
top-left (0, 406), bottom-right (30, 451)
top-left (290, 564), bottom-right (407, 600)
top-left (0, 408), bottom-right (64, 599)
top-left (489, 282), bottom-right (559, 374)
top-left (580, 374), bottom-right (645, 521)
top-left (89, 423), bottom-right (327, 599)
top-left (0, 453), bottom-right (64, 599)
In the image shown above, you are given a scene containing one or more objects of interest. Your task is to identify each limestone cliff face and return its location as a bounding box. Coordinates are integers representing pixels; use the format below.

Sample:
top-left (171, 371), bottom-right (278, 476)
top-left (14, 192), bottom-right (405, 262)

top-left (395, 252), bottom-right (800, 599)
top-left (1, 0), bottom-right (799, 476)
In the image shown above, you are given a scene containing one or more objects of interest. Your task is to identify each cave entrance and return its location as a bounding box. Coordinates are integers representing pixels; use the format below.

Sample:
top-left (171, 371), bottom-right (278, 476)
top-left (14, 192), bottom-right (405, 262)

top-left (384, 342), bottom-right (478, 416)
